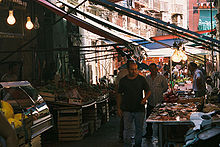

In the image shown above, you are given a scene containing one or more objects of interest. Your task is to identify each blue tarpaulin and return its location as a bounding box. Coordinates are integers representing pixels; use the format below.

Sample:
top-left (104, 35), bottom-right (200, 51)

top-left (133, 39), bottom-right (183, 49)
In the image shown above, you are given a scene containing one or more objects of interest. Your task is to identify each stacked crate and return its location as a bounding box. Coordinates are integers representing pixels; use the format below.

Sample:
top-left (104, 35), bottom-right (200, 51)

top-left (39, 92), bottom-right (56, 102)
top-left (30, 135), bottom-right (41, 147)
top-left (57, 107), bottom-right (84, 141)
top-left (82, 104), bottom-right (99, 131)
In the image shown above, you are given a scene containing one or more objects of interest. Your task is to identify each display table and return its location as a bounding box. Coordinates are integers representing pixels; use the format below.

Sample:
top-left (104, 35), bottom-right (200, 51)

top-left (146, 103), bottom-right (220, 147)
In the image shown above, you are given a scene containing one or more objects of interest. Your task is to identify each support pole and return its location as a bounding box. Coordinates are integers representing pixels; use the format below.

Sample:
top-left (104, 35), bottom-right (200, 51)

top-left (217, 0), bottom-right (220, 88)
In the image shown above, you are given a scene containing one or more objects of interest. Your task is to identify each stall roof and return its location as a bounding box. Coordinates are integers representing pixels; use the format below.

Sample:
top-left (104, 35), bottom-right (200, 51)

top-left (150, 30), bottom-right (214, 41)
top-left (33, 0), bottom-right (137, 46)
top-left (89, 0), bottom-right (220, 50)
top-left (146, 47), bottom-right (212, 57)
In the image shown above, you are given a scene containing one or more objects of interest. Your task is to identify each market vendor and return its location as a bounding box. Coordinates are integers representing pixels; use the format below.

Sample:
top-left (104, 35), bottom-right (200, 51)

top-left (188, 62), bottom-right (206, 97)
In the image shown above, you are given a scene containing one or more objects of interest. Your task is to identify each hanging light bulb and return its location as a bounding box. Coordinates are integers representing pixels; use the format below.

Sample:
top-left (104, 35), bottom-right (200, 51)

top-left (34, 17), bottom-right (40, 29)
top-left (179, 49), bottom-right (188, 61)
top-left (7, 9), bottom-right (16, 25)
top-left (26, 16), bottom-right (34, 30)
top-left (171, 49), bottom-right (182, 62)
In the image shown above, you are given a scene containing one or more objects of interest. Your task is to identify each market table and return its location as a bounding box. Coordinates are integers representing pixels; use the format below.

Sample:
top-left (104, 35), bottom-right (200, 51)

top-left (146, 102), bottom-right (220, 147)
top-left (146, 118), bottom-right (193, 147)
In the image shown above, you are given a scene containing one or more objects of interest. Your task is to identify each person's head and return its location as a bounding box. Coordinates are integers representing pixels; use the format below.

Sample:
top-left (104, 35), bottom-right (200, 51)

top-left (126, 59), bottom-right (136, 67)
top-left (149, 63), bottom-right (158, 75)
top-left (127, 61), bottom-right (138, 77)
top-left (164, 72), bottom-right (169, 79)
top-left (206, 76), bottom-right (212, 85)
top-left (188, 62), bottom-right (197, 73)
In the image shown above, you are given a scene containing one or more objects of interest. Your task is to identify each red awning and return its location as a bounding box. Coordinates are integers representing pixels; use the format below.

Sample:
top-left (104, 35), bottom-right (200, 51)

top-left (33, 0), bottom-right (132, 45)
top-left (151, 29), bottom-right (214, 41)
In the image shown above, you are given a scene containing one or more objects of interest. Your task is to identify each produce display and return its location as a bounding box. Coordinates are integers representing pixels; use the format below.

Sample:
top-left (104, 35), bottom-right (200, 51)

top-left (174, 77), bottom-right (190, 84)
top-left (203, 103), bottom-right (220, 113)
top-left (38, 81), bottom-right (109, 105)
top-left (0, 100), bottom-right (28, 128)
top-left (1, 100), bottom-right (14, 119)
top-left (163, 90), bottom-right (178, 103)
top-left (148, 103), bottom-right (198, 121)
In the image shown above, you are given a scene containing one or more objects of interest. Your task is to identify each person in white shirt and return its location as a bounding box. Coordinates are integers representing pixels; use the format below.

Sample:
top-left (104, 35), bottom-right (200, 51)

top-left (188, 62), bottom-right (206, 97)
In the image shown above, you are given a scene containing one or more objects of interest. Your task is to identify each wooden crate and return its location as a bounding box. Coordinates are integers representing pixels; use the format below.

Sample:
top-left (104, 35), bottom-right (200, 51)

top-left (57, 108), bottom-right (84, 141)
top-left (31, 135), bottom-right (41, 147)
top-left (39, 92), bottom-right (56, 102)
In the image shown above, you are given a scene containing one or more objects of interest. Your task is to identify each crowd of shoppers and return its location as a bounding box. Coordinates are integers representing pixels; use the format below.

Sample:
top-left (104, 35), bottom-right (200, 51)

top-left (115, 60), bottom-right (208, 147)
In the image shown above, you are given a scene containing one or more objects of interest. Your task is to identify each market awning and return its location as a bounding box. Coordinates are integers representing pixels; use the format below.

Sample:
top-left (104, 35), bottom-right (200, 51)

top-left (134, 39), bottom-right (183, 49)
top-left (33, 0), bottom-right (137, 46)
top-left (150, 30), bottom-right (214, 41)
top-left (146, 47), bottom-right (213, 57)
top-left (89, 0), bottom-right (220, 51)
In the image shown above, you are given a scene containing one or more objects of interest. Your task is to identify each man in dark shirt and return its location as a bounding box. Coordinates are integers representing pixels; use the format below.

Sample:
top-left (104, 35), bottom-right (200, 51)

top-left (117, 61), bottom-right (151, 147)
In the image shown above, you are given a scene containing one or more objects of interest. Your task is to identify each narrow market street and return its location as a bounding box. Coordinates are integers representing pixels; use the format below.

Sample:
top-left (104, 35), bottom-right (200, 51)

top-left (42, 115), bottom-right (157, 147)
top-left (1, 0), bottom-right (220, 147)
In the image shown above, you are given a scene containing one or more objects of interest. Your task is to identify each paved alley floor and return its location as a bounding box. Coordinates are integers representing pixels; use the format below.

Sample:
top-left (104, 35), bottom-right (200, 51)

top-left (43, 115), bottom-right (157, 147)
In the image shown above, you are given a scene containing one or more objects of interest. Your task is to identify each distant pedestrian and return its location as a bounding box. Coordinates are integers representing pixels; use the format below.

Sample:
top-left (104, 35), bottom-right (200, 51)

top-left (144, 63), bottom-right (168, 142)
top-left (188, 62), bottom-right (206, 97)
top-left (117, 61), bottom-right (151, 147)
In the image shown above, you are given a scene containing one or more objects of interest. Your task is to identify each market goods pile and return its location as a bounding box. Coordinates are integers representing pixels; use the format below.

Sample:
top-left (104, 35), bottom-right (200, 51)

top-left (1, 100), bottom-right (27, 128)
top-left (148, 103), bottom-right (198, 121)
top-left (163, 90), bottom-right (178, 103)
top-left (38, 82), bottom-right (109, 104)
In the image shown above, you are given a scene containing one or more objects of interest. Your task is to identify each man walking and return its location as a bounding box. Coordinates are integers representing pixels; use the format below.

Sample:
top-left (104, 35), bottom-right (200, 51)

top-left (145, 63), bottom-right (168, 141)
top-left (117, 61), bottom-right (151, 147)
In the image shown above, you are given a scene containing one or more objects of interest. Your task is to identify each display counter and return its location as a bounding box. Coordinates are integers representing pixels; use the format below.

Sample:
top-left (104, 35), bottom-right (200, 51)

top-left (0, 81), bottom-right (53, 145)
top-left (146, 102), bottom-right (220, 147)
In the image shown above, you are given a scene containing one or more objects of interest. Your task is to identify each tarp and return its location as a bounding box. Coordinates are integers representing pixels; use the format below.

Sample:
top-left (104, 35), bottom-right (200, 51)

top-left (146, 46), bottom-right (212, 57)
top-left (150, 30), bottom-right (214, 41)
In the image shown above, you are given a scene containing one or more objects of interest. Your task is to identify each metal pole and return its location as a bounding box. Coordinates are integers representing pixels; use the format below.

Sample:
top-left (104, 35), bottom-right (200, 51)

top-left (170, 58), bottom-right (173, 89)
top-left (217, 0), bottom-right (220, 88)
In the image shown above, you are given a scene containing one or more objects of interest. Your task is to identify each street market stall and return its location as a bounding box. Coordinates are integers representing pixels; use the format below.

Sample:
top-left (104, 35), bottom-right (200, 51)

top-left (37, 81), bottom-right (110, 141)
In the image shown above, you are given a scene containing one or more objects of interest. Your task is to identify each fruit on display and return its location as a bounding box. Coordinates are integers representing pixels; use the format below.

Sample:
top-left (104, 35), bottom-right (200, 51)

top-left (14, 113), bottom-right (28, 121)
top-left (175, 77), bottom-right (190, 84)
top-left (163, 90), bottom-right (178, 103)
top-left (0, 100), bottom-right (14, 119)
top-left (7, 118), bottom-right (22, 129)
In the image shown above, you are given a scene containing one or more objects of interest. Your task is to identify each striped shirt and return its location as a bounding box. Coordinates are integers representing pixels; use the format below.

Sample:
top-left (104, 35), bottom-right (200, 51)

top-left (146, 73), bottom-right (168, 107)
